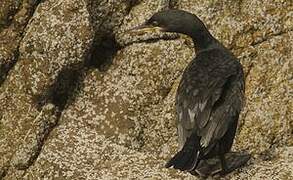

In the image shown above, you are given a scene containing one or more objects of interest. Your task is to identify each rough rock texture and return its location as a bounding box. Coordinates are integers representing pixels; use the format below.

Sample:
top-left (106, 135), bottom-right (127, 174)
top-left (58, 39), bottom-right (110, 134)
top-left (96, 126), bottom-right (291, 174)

top-left (0, 0), bottom-right (41, 84)
top-left (0, 0), bottom-right (292, 179)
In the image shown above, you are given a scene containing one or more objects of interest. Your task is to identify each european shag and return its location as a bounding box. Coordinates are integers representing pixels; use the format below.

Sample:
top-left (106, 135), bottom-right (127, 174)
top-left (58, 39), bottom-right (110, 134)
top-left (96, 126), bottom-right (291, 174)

top-left (129, 10), bottom-right (245, 174)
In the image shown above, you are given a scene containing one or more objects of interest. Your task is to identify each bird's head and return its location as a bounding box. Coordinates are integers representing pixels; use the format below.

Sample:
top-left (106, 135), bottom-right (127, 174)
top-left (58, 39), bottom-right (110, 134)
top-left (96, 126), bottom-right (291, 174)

top-left (128, 10), bottom-right (207, 38)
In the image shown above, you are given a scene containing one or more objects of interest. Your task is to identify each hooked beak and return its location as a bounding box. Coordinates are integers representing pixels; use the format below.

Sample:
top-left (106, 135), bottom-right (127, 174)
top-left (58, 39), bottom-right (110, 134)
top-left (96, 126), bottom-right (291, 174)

top-left (126, 23), bottom-right (165, 35)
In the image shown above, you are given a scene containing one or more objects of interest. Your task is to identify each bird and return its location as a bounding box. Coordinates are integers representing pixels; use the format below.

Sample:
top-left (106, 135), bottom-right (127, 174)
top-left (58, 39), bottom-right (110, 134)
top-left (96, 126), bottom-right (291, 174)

top-left (128, 9), bottom-right (245, 175)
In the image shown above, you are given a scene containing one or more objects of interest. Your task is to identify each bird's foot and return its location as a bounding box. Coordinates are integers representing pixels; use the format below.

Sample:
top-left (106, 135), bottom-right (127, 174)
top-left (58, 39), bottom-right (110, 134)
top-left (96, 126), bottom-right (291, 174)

top-left (194, 151), bottom-right (251, 177)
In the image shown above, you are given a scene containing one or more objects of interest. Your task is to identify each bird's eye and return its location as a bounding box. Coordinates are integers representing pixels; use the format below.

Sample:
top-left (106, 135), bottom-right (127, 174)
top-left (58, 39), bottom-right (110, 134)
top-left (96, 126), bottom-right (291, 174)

top-left (152, 21), bottom-right (159, 26)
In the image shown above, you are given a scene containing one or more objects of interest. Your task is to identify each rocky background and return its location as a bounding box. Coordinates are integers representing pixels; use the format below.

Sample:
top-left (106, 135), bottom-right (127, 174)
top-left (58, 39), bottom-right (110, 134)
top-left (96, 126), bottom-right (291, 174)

top-left (0, 0), bottom-right (292, 179)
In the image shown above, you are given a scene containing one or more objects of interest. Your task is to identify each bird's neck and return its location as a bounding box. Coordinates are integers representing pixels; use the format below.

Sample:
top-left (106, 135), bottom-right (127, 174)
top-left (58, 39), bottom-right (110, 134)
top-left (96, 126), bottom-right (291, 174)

top-left (190, 28), bottom-right (218, 51)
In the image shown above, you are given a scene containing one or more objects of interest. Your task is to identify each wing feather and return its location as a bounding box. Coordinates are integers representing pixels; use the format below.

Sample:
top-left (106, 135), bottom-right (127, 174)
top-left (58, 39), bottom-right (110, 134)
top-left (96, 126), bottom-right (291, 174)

top-left (176, 48), bottom-right (244, 152)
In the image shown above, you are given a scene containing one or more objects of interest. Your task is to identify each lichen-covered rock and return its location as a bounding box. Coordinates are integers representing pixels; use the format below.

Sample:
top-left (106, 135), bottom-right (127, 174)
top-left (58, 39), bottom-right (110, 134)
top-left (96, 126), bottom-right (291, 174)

top-left (235, 32), bottom-right (293, 155)
top-left (0, 0), bottom-right (22, 31)
top-left (0, 0), bottom-right (292, 179)
top-left (0, 0), bottom-right (132, 178)
top-left (0, 0), bottom-right (40, 84)
top-left (0, 0), bottom-right (94, 176)
top-left (10, 103), bottom-right (58, 170)
top-left (6, 37), bottom-right (191, 179)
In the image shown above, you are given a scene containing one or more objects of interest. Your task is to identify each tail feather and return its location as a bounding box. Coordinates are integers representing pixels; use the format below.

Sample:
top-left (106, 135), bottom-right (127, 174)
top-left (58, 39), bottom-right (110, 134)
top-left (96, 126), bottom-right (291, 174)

top-left (165, 133), bottom-right (200, 171)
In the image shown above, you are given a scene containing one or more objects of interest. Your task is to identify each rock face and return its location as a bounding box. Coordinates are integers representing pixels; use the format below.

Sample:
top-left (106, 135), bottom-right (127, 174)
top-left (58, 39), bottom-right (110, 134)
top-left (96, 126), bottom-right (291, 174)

top-left (0, 0), bottom-right (292, 179)
top-left (0, 0), bottom-right (40, 84)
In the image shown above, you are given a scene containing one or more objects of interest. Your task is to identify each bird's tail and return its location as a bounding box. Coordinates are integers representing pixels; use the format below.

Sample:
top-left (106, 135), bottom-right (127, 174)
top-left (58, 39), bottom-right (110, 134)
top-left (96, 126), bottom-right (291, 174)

top-left (165, 133), bottom-right (201, 171)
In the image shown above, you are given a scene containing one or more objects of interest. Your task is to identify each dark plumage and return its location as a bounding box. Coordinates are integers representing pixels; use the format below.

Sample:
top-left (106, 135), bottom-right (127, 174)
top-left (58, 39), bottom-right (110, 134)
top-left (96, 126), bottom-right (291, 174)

top-left (130, 10), bottom-right (245, 174)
